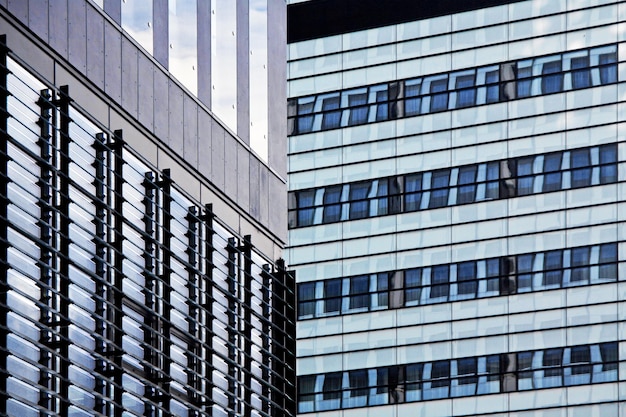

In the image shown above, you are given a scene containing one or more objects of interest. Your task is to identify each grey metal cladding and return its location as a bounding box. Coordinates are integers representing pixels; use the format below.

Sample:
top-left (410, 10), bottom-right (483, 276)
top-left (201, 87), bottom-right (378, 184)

top-left (121, 36), bottom-right (138, 119)
top-left (137, 52), bottom-right (155, 132)
top-left (29, 0), bottom-right (49, 43)
top-left (68, 0), bottom-right (87, 74)
top-left (248, 156), bottom-right (260, 220)
top-left (7, 0), bottom-right (27, 24)
top-left (237, 144), bottom-right (250, 213)
top-left (168, 79), bottom-right (184, 155)
top-left (269, 172), bottom-right (287, 241)
top-left (196, 0), bottom-right (211, 106)
top-left (153, 68), bottom-right (169, 142)
top-left (183, 94), bottom-right (198, 168)
top-left (153, 0), bottom-right (168, 67)
top-left (197, 107), bottom-right (213, 180)
top-left (104, 0), bottom-right (121, 25)
top-left (86, 4), bottom-right (105, 90)
top-left (48, 0), bottom-right (68, 58)
top-left (259, 161), bottom-right (269, 227)
top-left (210, 118), bottom-right (226, 191)
top-left (104, 20), bottom-right (122, 103)
top-left (268, 0), bottom-right (287, 178)
top-left (236, 0), bottom-right (249, 145)
top-left (224, 131), bottom-right (238, 199)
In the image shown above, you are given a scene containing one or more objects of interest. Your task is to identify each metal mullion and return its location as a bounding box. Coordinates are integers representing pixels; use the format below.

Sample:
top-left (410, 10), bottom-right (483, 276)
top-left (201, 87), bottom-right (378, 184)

top-left (0, 35), bottom-right (9, 415)
top-left (226, 236), bottom-right (240, 417)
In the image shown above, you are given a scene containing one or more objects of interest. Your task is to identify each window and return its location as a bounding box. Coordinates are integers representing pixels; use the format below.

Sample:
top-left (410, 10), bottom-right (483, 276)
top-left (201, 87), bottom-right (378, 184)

top-left (376, 273), bottom-right (389, 309)
top-left (570, 247), bottom-right (590, 283)
top-left (404, 80), bottom-right (421, 116)
top-left (485, 258), bottom-right (501, 294)
top-left (430, 265), bottom-right (449, 299)
top-left (429, 170), bottom-right (450, 208)
top-left (429, 78), bottom-right (449, 112)
top-left (516, 64), bottom-right (532, 98)
top-left (542, 153), bottom-right (562, 192)
top-left (322, 372), bottom-right (342, 401)
top-left (457, 261), bottom-right (476, 296)
top-left (455, 74), bottom-right (476, 108)
top-left (485, 69), bottom-right (499, 103)
top-left (348, 370), bottom-right (368, 401)
top-left (349, 181), bottom-right (371, 220)
top-left (599, 52), bottom-right (617, 84)
top-left (405, 364), bottom-right (422, 401)
top-left (599, 144), bottom-right (617, 184)
top-left (457, 166), bottom-right (477, 204)
top-left (348, 91), bottom-right (368, 126)
top-left (297, 283), bottom-right (316, 318)
top-left (375, 89), bottom-right (389, 121)
top-left (542, 348), bottom-right (563, 387)
top-left (541, 60), bottom-right (563, 93)
top-left (516, 156), bottom-right (534, 195)
top-left (486, 162), bottom-right (500, 199)
top-left (570, 148), bottom-right (591, 188)
top-left (430, 361), bottom-right (450, 390)
top-left (377, 178), bottom-right (400, 215)
top-left (404, 174), bottom-right (422, 212)
top-left (516, 254), bottom-right (534, 291)
top-left (323, 279), bottom-right (341, 314)
top-left (322, 186), bottom-right (342, 224)
top-left (543, 250), bottom-right (563, 286)
top-left (569, 346), bottom-right (591, 376)
top-left (598, 243), bottom-right (617, 279)
top-left (296, 99), bottom-right (314, 133)
top-left (296, 190), bottom-right (316, 227)
top-left (404, 269), bottom-right (421, 306)
top-left (456, 358), bottom-right (477, 387)
top-left (599, 342), bottom-right (618, 372)
top-left (571, 56), bottom-right (590, 89)
top-left (321, 95), bottom-right (341, 130)
top-left (349, 275), bottom-right (369, 310)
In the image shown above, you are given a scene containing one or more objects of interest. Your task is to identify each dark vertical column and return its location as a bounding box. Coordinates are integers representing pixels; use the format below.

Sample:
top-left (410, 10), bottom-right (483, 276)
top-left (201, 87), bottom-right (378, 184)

top-left (240, 235), bottom-right (253, 417)
top-left (111, 130), bottom-right (125, 417)
top-left (200, 204), bottom-right (215, 414)
top-left (186, 205), bottom-right (200, 412)
top-left (158, 169), bottom-right (173, 416)
top-left (261, 264), bottom-right (272, 416)
top-left (0, 34), bottom-right (9, 417)
top-left (226, 237), bottom-right (239, 417)
top-left (93, 132), bottom-right (109, 414)
top-left (56, 85), bottom-right (72, 417)
top-left (37, 87), bottom-right (56, 414)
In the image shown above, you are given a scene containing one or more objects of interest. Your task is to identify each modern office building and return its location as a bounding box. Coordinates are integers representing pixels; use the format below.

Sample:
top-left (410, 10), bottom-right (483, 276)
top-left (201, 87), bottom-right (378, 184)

top-left (0, 1), bottom-right (294, 416)
top-left (287, 0), bottom-right (625, 415)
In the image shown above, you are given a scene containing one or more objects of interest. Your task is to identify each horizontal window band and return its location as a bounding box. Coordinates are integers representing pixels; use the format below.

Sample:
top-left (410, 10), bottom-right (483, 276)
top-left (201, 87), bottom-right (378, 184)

top-left (288, 44), bottom-right (618, 136)
top-left (297, 341), bottom-right (619, 413)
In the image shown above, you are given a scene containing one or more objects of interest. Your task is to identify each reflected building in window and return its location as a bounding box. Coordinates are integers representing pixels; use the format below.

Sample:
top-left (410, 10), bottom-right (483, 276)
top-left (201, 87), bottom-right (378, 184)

top-left (287, 0), bottom-right (624, 416)
top-left (0, 1), bottom-right (294, 417)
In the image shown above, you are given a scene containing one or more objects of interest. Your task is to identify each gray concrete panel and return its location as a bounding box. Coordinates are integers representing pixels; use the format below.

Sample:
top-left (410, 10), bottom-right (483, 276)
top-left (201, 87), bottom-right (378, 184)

top-left (168, 79), bottom-right (184, 155)
top-left (269, 172), bottom-right (287, 242)
top-left (86, 4), bottom-right (105, 90)
top-left (137, 53), bottom-right (154, 132)
top-left (104, 20), bottom-right (121, 103)
top-left (210, 119), bottom-right (225, 191)
top-left (120, 36), bottom-right (138, 119)
top-left (248, 156), bottom-right (260, 220)
top-left (236, 0), bottom-right (249, 144)
top-left (267, 0), bottom-right (287, 178)
top-left (259, 162), bottom-right (269, 228)
top-left (224, 133), bottom-right (237, 200)
top-left (237, 143), bottom-right (250, 213)
top-left (197, 108), bottom-right (212, 179)
top-left (7, 0), bottom-right (27, 24)
top-left (196, 0), bottom-right (210, 106)
top-left (48, 0), bottom-right (68, 58)
top-left (28, 0), bottom-right (48, 43)
top-left (68, 0), bottom-right (86, 74)
top-left (153, 68), bottom-right (169, 143)
top-left (153, 0), bottom-right (168, 67)
top-left (0, 0), bottom-right (7, 11)
top-left (104, 0), bottom-right (121, 25)
top-left (183, 94), bottom-right (198, 168)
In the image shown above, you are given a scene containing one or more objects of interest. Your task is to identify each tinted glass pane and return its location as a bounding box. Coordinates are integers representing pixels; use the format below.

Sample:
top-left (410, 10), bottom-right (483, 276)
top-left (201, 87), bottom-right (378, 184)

top-left (455, 74), bottom-right (476, 108)
top-left (429, 78), bottom-right (449, 112)
top-left (571, 56), bottom-right (590, 89)
top-left (541, 60), bottom-right (562, 93)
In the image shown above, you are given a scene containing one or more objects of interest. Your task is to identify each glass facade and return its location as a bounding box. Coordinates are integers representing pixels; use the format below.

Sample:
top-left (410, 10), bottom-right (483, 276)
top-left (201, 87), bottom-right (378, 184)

top-left (0, 30), bottom-right (295, 417)
top-left (287, 1), bottom-right (625, 416)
